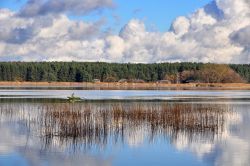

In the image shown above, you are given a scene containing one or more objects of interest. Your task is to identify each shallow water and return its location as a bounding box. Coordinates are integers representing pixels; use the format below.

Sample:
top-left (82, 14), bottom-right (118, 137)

top-left (0, 89), bottom-right (250, 166)
top-left (1, 89), bottom-right (250, 101)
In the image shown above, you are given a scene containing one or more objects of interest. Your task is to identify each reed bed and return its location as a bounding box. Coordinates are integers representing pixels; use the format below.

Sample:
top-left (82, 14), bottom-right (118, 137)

top-left (39, 103), bottom-right (229, 148)
top-left (0, 102), bottom-right (231, 151)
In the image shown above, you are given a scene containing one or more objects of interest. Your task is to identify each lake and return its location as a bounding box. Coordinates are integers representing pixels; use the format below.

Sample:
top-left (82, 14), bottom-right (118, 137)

top-left (0, 89), bottom-right (250, 166)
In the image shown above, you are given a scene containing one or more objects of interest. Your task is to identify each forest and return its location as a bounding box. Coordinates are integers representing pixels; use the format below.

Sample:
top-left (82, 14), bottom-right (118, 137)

top-left (0, 62), bottom-right (249, 83)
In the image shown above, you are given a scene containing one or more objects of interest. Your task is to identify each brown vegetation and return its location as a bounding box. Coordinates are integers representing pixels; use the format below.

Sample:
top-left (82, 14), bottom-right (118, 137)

top-left (40, 103), bottom-right (229, 145)
top-left (0, 102), bottom-right (234, 151)
top-left (198, 64), bottom-right (244, 83)
top-left (0, 81), bottom-right (250, 90)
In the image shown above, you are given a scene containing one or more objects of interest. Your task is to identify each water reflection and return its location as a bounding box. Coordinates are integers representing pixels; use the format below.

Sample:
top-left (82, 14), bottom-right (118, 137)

top-left (1, 89), bottom-right (250, 101)
top-left (0, 101), bottom-right (249, 166)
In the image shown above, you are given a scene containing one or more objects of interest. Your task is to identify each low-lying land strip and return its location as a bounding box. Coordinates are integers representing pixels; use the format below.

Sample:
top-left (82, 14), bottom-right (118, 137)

top-left (0, 81), bottom-right (250, 90)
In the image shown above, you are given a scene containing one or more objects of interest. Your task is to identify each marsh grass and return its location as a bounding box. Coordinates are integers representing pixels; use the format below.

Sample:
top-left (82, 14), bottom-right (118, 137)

top-left (0, 101), bottom-right (231, 151)
top-left (38, 102), bottom-right (229, 149)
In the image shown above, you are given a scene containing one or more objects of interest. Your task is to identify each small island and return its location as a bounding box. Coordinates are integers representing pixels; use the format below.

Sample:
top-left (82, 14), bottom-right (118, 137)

top-left (67, 93), bottom-right (83, 102)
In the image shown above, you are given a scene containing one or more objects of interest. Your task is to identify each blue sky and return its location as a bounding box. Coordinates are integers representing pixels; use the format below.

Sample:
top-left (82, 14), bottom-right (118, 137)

top-left (113, 0), bottom-right (213, 31)
top-left (0, 0), bottom-right (212, 31)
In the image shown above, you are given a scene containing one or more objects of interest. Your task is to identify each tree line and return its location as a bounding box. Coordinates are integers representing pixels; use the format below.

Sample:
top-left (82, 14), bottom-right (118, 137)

top-left (0, 62), bottom-right (249, 83)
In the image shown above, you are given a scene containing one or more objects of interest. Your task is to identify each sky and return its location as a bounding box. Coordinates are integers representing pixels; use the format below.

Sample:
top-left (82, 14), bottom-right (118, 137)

top-left (0, 0), bottom-right (249, 63)
top-left (0, 0), bottom-right (212, 31)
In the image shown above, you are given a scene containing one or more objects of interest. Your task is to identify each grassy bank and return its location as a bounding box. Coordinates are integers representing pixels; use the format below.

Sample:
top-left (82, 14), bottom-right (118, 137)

top-left (0, 81), bottom-right (250, 90)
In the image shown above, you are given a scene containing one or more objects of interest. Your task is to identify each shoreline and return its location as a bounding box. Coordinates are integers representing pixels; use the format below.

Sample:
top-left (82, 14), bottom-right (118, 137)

top-left (0, 82), bottom-right (250, 90)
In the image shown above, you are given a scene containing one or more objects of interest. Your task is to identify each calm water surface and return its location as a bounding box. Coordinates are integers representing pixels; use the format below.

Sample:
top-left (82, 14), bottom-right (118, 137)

top-left (0, 89), bottom-right (250, 166)
top-left (1, 89), bottom-right (250, 100)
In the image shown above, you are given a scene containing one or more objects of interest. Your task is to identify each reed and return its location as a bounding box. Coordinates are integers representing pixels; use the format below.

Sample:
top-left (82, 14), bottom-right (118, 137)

top-left (0, 102), bottom-right (231, 151)
top-left (39, 103), bottom-right (229, 147)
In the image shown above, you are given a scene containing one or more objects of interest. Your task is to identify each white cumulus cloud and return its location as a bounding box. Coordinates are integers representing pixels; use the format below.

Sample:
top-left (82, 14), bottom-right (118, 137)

top-left (0, 0), bottom-right (249, 63)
